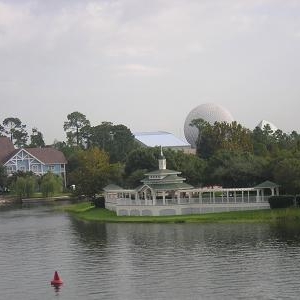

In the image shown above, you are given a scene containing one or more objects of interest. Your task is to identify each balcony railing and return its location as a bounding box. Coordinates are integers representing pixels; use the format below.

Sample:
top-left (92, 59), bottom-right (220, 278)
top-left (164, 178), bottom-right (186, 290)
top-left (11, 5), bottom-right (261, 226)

top-left (116, 196), bottom-right (270, 206)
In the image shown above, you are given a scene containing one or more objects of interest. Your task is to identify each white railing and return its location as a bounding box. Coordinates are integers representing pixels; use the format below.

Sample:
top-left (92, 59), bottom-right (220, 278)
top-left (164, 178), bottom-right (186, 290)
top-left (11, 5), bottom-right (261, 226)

top-left (116, 196), bottom-right (270, 206)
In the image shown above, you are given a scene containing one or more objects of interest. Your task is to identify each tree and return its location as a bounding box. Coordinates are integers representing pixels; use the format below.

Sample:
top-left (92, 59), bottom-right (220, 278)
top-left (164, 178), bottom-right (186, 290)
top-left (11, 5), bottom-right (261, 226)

top-left (125, 169), bottom-right (147, 188)
top-left (0, 164), bottom-right (7, 190)
top-left (206, 150), bottom-right (270, 187)
top-left (190, 118), bottom-right (212, 158)
top-left (0, 124), bottom-right (4, 136)
top-left (68, 147), bottom-right (121, 197)
top-left (90, 122), bottom-right (137, 163)
top-left (273, 158), bottom-right (300, 194)
top-left (63, 111), bottom-right (90, 147)
top-left (124, 147), bottom-right (207, 187)
top-left (29, 127), bottom-right (45, 147)
top-left (191, 119), bottom-right (252, 158)
top-left (162, 148), bottom-right (207, 186)
top-left (40, 172), bottom-right (63, 197)
top-left (124, 148), bottom-right (158, 175)
top-left (2, 117), bottom-right (28, 147)
top-left (12, 175), bottom-right (36, 199)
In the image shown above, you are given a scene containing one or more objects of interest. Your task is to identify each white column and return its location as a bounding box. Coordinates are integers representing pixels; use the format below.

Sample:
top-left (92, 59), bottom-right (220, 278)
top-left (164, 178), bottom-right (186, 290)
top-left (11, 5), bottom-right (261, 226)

top-left (153, 192), bottom-right (156, 206)
top-left (271, 188), bottom-right (275, 196)
top-left (163, 191), bottom-right (166, 205)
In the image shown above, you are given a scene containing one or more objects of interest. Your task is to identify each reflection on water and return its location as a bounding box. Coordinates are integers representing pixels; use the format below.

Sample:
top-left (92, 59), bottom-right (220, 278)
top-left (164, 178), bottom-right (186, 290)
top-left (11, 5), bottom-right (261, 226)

top-left (1, 205), bottom-right (300, 299)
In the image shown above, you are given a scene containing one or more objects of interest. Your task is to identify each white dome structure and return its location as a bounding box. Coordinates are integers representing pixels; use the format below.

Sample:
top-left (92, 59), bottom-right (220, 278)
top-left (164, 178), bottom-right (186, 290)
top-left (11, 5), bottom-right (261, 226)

top-left (257, 120), bottom-right (277, 132)
top-left (184, 103), bottom-right (234, 148)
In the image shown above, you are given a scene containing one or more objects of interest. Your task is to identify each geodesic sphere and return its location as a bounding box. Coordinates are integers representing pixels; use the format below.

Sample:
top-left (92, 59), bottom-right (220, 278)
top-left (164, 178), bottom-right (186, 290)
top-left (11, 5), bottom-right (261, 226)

top-left (184, 103), bottom-right (234, 148)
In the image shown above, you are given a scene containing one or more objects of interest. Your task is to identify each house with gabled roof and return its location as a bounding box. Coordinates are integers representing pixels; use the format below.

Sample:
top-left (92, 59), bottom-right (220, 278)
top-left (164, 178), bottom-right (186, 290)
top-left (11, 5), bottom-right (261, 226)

top-left (0, 136), bottom-right (67, 186)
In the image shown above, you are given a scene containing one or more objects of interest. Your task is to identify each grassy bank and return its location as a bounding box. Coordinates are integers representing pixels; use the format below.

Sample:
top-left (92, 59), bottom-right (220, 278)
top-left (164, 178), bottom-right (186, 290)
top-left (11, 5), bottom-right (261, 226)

top-left (62, 202), bottom-right (300, 223)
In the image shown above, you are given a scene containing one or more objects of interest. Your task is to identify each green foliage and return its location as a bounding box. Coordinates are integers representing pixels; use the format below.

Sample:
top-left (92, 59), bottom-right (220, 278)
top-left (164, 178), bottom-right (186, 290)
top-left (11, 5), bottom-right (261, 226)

top-left (206, 150), bottom-right (270, 187)
top-left (124, 147), bottom-right (207, 187)
top-left (2, 117), bottom-right (28, 147)
top-left (125, 147), bottom-right (158, 175)
top-left (191, 119), bottom-right (252, 158)
top-left (40, 172), bottom-right (63, 197)
top-left (29, 127), bottom-right (45, 147)
top-left (63, 111), bottom-right (91, 147)
top-left (125, 169), bottom-right (147, 188)
top-left (13, 175), bottom-right (36, 199)
top-left (268, 195), bottom-right (295, 209)
top-left (90, 122), bottom-right (137, 163)
top-left (91, 195), bottom-right (105, 208)
top-left (252, 126), bottom-right (300, 157)
top-left (64, 204), bottom-right (300, 224)
top-left (273, 157), bottom-right (300, 194)
top-left (0, 164), bottom-right (7, 189)
top-left (68, 147), bottom-right (122, 197)
top-left (54, 144), bottom-right (82, 186)
top-left (163, 148), bottom-right (206, 186)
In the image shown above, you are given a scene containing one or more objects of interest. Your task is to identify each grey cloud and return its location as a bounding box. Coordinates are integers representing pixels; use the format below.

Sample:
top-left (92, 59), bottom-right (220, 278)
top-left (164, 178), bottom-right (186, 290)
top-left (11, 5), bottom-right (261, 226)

top-left (0, 0), bottom-right (300, 143)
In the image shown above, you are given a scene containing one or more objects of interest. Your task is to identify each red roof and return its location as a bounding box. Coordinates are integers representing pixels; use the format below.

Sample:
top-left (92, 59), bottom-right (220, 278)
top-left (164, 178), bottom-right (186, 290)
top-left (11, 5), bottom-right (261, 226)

top-left (25, 148), bottom-right (67, 164)
top-left (0, 137), bottom-right (15, 163)
top-left (0, 136), bottom-right (67, 165)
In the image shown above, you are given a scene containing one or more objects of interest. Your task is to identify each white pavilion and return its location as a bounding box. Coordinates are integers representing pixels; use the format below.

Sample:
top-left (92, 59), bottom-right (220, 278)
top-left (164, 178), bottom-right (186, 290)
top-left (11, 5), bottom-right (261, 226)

top-left (104, 149), bottom-right (278, 216)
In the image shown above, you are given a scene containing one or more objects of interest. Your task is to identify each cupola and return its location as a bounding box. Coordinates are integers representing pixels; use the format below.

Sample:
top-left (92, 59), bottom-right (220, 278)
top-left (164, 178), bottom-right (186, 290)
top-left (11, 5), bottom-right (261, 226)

top-left (158, 146), bottom-right (166, 170)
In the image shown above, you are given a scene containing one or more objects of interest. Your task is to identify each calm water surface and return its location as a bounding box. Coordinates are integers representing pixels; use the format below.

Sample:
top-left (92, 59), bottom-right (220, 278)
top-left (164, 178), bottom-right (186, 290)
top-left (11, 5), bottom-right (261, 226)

top-left (1, 204), bottom-right (300, 299)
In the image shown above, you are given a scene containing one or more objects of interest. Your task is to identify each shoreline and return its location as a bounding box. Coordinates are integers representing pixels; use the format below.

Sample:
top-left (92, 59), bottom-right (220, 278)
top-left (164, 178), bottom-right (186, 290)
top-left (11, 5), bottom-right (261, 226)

top-left (61, 202), bottom-right (300, 224)
top-left (0, 196), bottom-right (19, 206)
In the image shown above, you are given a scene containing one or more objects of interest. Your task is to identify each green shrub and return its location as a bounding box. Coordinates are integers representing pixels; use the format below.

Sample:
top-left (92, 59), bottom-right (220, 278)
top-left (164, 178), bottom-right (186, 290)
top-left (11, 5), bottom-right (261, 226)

top-left (268, 195), bottom-right (295, 209)
top-left (40, 172), bottom-right (63, 197)
top-left (13, 176), bottom-right (36, 199)
top-left (91, 195), bottom-right (105, 208)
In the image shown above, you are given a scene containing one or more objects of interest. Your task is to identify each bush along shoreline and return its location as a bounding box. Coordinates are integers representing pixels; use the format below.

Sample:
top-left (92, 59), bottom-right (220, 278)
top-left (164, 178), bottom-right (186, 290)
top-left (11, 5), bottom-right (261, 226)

top-left (62, 202), bottom-right (300, 224)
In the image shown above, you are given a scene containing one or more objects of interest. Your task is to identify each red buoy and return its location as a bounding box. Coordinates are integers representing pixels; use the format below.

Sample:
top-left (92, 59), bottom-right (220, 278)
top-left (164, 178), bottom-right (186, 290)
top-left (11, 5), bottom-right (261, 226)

top-left (51, 271), bottom-right (63, 286)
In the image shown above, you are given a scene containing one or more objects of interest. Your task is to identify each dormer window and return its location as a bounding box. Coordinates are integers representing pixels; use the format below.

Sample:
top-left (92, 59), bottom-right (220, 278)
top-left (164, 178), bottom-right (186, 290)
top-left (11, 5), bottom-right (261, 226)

top-left (149, 175), bottom-right (164, 180)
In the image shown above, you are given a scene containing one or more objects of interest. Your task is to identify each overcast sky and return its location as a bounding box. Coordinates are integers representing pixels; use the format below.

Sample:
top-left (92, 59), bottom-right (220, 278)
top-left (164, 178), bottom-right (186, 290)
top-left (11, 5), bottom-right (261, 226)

top-left (0, 0), bottom-right (300, 144)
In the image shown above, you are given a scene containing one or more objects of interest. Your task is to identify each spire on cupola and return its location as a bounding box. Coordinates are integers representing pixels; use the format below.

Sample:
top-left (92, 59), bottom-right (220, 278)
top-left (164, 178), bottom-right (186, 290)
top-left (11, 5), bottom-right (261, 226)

top-left (158, 146), bottom-right (166, 170)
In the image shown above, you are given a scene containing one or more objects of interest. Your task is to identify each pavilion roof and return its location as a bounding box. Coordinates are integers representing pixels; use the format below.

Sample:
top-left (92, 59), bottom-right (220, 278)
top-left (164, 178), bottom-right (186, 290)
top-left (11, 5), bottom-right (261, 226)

top-left (146, 182), bottom-right (193, 191)
top-left (144, 169), bottom-right (181, 176)
top-left (254, 180), bottom-right (279, 189)
top-left (103, 184), bottom-right (124, 191)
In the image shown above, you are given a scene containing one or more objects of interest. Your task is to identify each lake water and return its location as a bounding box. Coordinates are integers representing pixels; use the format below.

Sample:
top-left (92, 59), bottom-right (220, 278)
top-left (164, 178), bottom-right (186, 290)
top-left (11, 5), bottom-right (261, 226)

top-left (1, 204), bottom-right (300, 299)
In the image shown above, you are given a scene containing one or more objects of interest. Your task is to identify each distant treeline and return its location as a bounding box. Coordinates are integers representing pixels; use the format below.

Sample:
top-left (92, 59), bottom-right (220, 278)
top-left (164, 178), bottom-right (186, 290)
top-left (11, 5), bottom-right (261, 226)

top-left (1, 113), bottom-right (300, 196)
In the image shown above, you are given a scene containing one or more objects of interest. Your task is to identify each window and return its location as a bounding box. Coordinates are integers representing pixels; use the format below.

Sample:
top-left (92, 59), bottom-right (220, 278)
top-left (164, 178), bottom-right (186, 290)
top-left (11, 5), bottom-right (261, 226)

top-left (48, 165), bottom-right (55, 171)
top-left (6, 166), bottom-right (14, 174)
top-left (19, 166), bottom-right (26, 172)
top-left (31, 165), bottom-right (39, 172)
